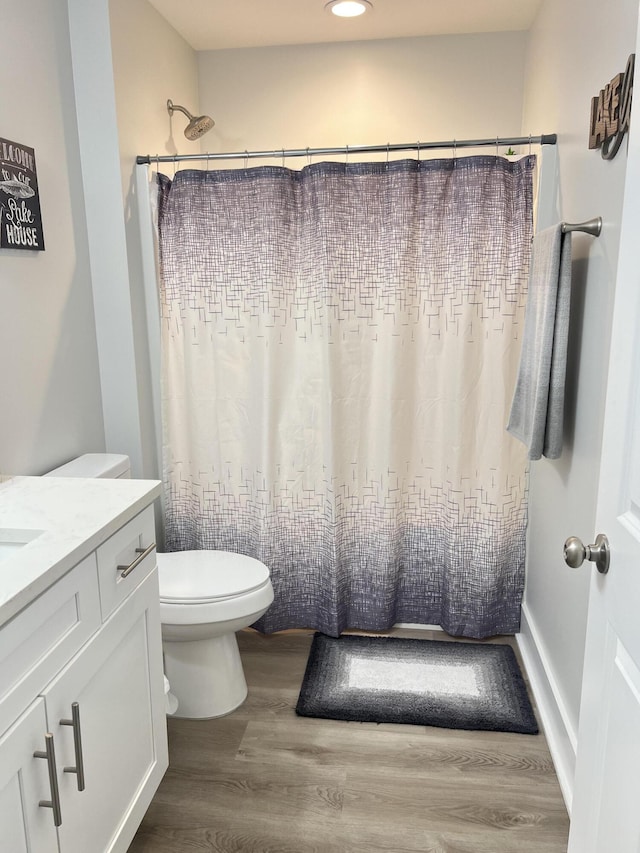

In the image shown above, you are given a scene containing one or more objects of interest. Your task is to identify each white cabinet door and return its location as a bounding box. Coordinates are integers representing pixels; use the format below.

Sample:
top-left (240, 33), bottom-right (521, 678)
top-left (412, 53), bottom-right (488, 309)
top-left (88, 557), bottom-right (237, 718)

top-left (43, 571), bottom-right (168, 853)
top-left (0, 698), bottom-right (59, 853)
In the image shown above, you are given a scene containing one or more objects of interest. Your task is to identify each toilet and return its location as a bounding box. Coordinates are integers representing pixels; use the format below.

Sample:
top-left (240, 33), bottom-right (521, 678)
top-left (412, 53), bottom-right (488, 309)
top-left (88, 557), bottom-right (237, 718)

top-left (157, 550), bottom-right (273, 718)
top-left (45, 453), bottom-right (274, 719)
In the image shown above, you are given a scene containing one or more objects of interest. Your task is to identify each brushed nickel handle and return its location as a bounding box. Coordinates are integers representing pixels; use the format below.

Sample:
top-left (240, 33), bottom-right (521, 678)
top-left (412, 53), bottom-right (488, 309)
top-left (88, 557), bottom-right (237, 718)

top-left (117, 542), bottom-right (155, 578)
top-left (60, 702), bottom-right (85, 791)
top-left (564, 533), bottom-right (610, 574)
top-left (34, 733), bottom-right (62, 827)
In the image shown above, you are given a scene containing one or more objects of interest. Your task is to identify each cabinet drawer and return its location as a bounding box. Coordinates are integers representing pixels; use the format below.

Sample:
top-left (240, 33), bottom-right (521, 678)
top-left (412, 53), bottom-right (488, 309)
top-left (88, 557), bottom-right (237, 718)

top-left (0, 555), bottom-right (101, 738)
top-left (96, 506), bottom-right (156, 620)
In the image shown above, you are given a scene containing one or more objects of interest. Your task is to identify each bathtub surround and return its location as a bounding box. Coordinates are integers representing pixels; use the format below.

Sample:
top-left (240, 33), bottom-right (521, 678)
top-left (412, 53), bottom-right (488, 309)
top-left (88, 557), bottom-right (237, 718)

top-left (507, 225), bottom-right (573, 460)
top-left (157, 155), bottom-right (533, 638)
top-left (296, 633), bottom-right (538, 734)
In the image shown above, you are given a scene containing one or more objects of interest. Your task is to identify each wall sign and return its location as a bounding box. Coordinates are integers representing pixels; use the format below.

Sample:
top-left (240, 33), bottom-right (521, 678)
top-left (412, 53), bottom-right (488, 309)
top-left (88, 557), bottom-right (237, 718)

top-left (0, 138), bottom-right (45, 251)
top-left (589, 54), bottom-right (635, 160)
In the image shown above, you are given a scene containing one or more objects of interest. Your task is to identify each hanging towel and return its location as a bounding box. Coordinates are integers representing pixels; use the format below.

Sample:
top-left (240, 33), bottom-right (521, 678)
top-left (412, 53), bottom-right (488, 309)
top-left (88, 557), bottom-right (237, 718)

top-left (507, 224), bottom-right (572, 460)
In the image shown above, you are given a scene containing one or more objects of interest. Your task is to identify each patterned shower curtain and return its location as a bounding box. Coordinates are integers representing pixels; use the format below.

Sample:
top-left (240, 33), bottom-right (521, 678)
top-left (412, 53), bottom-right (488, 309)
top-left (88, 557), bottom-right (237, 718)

top-left (156, 155), bottom-right (534, 638)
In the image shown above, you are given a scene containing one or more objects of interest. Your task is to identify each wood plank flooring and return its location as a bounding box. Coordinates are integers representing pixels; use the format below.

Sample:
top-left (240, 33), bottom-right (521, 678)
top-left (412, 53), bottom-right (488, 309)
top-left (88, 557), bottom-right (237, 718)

top-left (128, 629), bottom-right (569, 853)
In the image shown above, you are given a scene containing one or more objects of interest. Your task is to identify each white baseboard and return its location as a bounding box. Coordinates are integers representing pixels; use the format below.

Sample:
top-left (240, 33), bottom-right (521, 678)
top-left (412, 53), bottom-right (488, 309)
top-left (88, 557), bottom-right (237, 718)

top-left (517, 603), bottom-right (577, 815)
top-left (391, 615), bottom-right (576, 813)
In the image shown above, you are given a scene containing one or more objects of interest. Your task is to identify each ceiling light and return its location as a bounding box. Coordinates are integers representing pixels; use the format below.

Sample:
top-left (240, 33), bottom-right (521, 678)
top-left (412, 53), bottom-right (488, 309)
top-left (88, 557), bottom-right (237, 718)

top-left (325, 1), bottom-right (373, 18)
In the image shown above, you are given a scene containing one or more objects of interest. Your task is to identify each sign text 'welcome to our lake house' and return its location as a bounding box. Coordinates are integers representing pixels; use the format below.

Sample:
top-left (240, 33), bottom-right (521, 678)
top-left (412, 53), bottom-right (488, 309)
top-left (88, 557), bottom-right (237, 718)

top-left (0, 137), bottom-right (45, 251)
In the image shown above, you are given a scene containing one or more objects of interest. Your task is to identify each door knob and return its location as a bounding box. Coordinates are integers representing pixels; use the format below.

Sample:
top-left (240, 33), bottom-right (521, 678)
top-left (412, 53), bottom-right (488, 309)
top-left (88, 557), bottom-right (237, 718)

top-left (563, 534), bottom-right (610, 574)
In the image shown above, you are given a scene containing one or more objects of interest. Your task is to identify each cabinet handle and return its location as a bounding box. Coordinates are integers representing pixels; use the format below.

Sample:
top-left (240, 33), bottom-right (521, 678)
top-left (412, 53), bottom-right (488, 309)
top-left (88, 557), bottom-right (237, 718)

top-left (117, 542), bottom-right (156, 578)
top-left (60, 702), bottom-right (85, 791)
top-left (34, 733), bottom-right (63, 827)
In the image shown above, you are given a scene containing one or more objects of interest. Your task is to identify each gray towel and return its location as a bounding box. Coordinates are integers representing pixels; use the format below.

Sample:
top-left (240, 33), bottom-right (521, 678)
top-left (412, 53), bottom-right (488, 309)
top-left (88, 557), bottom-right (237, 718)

top-left (507, 225), bottom-right (572, 460)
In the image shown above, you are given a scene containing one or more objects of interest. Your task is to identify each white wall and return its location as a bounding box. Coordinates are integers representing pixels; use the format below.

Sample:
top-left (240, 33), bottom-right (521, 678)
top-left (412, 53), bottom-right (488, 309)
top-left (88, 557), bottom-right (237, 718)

top-left (520, 0), bottom-right (638, 807)
top-left (0, 0), bottom-right (105, 476)
top-left (197, 32), bottom-right (528, 159)
top-left (109, 0), bottom-right (200, 477)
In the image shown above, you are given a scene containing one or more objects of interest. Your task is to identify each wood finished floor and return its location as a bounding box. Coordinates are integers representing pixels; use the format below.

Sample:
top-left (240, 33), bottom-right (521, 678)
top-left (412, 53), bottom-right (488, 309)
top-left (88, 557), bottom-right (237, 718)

top-left (128, 629), bottom-right (569, 853)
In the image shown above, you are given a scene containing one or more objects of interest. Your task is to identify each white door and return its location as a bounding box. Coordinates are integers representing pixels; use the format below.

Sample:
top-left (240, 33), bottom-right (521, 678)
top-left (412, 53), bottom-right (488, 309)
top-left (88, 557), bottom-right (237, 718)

top-left (567, 51), bottom-right (640, 853)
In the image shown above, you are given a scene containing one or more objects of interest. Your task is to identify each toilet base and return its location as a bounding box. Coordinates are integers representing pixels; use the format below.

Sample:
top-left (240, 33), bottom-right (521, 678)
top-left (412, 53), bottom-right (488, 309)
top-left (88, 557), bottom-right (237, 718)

top-left (163, 632), bottom-right (248, 719)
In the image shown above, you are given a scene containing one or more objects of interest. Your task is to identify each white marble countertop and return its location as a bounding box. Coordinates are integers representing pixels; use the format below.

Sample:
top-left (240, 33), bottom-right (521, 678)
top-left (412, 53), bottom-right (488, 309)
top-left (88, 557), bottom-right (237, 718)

top-left (0, 476), bottom-right (161, 628)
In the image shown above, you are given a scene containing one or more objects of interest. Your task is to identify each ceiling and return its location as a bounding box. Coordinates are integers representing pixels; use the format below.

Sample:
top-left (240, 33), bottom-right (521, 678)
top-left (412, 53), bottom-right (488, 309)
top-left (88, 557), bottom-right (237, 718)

top-left (147, 0), bottom-right (543, 51)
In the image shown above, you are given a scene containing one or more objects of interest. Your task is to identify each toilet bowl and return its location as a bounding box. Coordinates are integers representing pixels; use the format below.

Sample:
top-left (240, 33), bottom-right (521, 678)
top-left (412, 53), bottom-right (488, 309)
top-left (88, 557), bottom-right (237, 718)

top-left (44, 453), bottom-right (274, 720)
top-left (157, 550), bottom-right (273, 719)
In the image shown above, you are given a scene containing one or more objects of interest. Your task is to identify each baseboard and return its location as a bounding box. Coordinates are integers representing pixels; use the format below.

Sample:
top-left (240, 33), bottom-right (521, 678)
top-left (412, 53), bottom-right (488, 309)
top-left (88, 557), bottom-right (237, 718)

top-left (517, 603), bottom-right (577, 815)
top-left (393, 623), bottom-right (443, 631)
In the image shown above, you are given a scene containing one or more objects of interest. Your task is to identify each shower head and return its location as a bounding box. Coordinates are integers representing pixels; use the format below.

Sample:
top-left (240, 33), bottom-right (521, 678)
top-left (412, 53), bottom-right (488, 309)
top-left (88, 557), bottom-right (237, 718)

top-left (167, 99), bottom-right (215, 141)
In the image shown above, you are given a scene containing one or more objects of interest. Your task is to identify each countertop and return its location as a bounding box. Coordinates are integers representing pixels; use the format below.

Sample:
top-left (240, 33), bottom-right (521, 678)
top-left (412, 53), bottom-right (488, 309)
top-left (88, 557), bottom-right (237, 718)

top-left (0, 476), bottom-right (161, 628)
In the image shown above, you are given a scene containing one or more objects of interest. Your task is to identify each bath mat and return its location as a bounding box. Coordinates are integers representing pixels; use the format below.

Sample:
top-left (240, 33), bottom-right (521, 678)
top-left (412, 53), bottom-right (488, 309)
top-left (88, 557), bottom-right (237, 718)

top-left (295, 634), bottom-right (538, 734)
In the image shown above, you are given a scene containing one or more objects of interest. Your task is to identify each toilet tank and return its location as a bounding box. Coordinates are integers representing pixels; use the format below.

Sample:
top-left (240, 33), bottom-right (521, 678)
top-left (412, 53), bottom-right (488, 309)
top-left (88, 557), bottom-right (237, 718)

top-left (44, 453), bottom-right (131, 479)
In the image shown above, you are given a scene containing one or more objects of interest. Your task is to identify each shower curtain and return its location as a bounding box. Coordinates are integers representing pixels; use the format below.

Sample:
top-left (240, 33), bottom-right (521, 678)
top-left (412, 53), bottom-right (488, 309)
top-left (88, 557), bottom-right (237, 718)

top-left (156, 155), bottom-right (533, 638)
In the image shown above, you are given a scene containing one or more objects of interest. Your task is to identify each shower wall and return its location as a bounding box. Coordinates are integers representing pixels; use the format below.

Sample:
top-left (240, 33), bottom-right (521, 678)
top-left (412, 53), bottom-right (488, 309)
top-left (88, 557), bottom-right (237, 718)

top-left (109, 0), bottom-right (200, 477)
top-left (196, 32), bottom-right (528, 160)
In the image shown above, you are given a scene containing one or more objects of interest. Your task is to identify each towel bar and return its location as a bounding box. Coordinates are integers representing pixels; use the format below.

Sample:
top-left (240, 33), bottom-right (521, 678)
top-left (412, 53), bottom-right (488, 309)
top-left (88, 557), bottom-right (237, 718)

top-left (561, 217), bottom-right (602, 236)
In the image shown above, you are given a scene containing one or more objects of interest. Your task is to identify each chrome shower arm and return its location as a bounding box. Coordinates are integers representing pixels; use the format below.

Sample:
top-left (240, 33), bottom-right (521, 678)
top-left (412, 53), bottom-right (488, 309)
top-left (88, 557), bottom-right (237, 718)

top-left (167, 99), bottom-right (194, 120)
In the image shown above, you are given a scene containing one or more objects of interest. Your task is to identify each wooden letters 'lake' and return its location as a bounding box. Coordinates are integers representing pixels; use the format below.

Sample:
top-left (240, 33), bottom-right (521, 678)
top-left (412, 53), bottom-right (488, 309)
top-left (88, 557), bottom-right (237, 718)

top-left (589, 54), bottom-right (635, 160)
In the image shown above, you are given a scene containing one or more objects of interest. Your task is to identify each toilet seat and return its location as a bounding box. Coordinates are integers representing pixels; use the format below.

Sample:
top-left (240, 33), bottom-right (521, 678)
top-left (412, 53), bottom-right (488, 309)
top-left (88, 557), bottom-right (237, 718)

top-left (157, 550), bottom-right (271, 604)
top-left (157, 550), bottom-right (274, 628)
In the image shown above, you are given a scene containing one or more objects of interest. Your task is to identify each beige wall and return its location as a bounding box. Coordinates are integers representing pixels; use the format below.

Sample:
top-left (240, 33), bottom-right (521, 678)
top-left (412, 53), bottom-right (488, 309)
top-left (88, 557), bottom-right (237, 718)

top-left (0, 0), bottom-right (105, 476)
top-left (108, 0), bottom-right (200, 476)
top-left (109, 0), bottom-right (201, 193)
top-left (522, 0), bottom-right (638, 793)
top-left (197, 32), bottom-right (528, 161)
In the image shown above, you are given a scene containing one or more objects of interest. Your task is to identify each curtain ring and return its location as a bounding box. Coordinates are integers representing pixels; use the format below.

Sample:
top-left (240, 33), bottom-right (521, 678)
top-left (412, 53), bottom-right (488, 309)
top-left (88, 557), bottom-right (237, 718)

top-left (306, 146), bottom-right (311, 166)
top-left (529, 134), bottom-right (532, 157)
top-left (345, 144), bottom-right (349, 164)
top-left (496, 136), bottom-right (499, 158)
top-left (173, 153), bottom-right (177, 178)
top-left (244, 150), bottom-right (249, 169)
top-left (416, 141), bottom-right (420, 162)
top-left (453, 139), bottom-right (457, 160)
top-left (282, 147), bottom-right (285, 168)
top-left (386, 142), bottom-right (390, 163)
top-left (206, 153), bottom-right (210, 171)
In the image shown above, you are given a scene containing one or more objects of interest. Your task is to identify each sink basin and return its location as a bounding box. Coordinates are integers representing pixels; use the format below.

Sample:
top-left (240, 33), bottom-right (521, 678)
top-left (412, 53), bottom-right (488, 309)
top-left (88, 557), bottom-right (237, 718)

top-left (0, 529), bottom-right (44, 563)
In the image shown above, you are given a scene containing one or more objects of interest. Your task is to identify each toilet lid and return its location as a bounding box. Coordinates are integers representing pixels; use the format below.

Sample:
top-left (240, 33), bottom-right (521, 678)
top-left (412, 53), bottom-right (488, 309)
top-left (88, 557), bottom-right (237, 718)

top-left (157, 550), bottom-right (271, 604)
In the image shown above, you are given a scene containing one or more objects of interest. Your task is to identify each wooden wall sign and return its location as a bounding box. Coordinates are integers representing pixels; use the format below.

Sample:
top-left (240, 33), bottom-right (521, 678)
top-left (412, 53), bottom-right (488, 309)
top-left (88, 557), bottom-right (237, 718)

top-left (589, 54), bottom-right (635, 160)
top-left (0, 138), bottom-right (45, 251)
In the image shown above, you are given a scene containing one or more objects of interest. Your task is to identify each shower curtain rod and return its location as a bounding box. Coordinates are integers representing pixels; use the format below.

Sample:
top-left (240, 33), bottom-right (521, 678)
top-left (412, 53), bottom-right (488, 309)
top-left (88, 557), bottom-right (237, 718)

top-left (136, 133), bottom-right (557, 165)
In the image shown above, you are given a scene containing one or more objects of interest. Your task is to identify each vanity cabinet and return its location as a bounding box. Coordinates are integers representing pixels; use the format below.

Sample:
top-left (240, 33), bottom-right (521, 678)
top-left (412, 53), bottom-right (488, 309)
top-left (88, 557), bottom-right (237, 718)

top-left (0, 501), bottom-right (167, 853)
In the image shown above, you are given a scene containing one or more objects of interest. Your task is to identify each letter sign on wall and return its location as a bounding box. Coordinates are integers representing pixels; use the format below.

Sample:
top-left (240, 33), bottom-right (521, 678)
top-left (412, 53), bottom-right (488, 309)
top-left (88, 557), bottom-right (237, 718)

top-left (0, 138), bottom-right (45, 251)
top-left (589, 55), bottom-right (635, 160)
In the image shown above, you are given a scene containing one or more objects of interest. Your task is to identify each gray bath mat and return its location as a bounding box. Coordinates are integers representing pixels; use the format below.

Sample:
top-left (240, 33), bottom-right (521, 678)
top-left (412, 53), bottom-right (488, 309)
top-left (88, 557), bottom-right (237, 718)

top-left (296, 634), bottom-right (538, 734)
